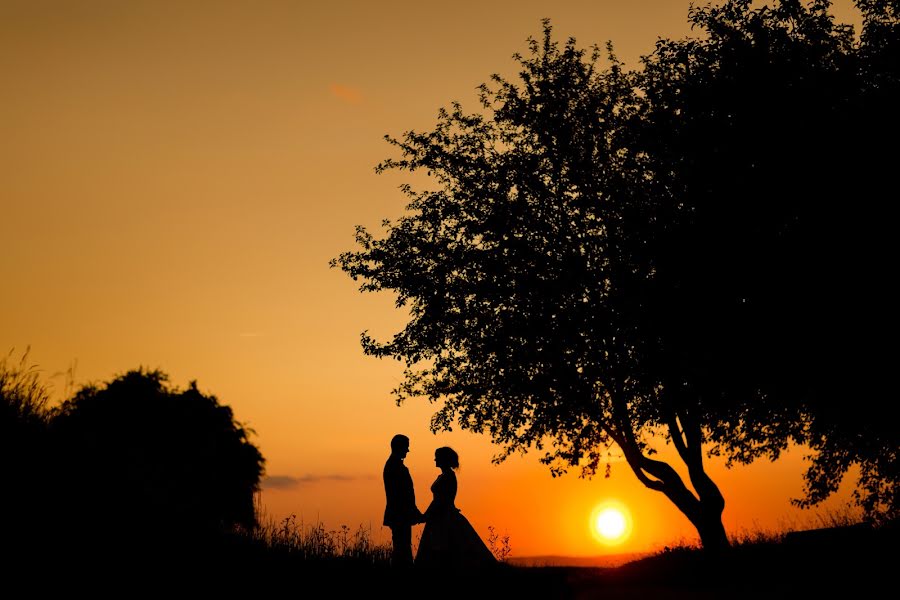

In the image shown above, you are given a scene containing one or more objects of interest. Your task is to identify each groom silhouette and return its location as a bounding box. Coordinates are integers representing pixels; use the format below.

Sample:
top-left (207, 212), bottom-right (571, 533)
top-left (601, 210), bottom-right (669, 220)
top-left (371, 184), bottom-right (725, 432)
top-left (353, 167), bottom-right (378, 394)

top-left (383, 434), bottom-right (424, 567)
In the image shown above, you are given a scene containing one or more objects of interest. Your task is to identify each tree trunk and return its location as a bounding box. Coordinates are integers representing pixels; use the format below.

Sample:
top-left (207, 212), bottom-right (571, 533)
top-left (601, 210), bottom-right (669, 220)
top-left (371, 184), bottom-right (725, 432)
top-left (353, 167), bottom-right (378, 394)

top-left (694, 506), bottom-right (729, 552)
top-left (686, 461), bottom-right (729, 552)
top-left (659, 469), bottom-right (730, 553)
top-left (617, 445), bottom-right (730, 551)
top-left (614, 411), bottom-right (731, 552)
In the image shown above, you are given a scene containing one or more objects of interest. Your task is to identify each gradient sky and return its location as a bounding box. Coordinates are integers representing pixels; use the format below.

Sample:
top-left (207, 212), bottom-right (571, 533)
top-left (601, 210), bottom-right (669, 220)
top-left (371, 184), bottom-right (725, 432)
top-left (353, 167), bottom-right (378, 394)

top-left (0, 0), bottom-right (863, 557)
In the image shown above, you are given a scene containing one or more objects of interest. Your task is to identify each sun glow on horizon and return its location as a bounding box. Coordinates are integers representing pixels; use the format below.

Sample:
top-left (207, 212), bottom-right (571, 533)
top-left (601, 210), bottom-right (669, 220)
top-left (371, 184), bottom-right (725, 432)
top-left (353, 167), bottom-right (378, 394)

top-left (590, 501), bottom-right (633, 546)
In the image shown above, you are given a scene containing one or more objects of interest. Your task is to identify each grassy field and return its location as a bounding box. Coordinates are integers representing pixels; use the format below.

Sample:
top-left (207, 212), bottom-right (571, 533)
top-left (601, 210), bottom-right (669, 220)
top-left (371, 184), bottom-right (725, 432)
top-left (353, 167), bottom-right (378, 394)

top-left (14, 511), bottom-right (893, 599)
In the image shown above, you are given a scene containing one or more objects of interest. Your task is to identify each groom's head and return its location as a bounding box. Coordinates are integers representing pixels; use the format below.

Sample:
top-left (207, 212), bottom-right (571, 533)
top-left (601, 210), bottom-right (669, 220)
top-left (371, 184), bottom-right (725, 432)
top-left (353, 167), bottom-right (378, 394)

top-left (390, 434), bottom-right (410, 458)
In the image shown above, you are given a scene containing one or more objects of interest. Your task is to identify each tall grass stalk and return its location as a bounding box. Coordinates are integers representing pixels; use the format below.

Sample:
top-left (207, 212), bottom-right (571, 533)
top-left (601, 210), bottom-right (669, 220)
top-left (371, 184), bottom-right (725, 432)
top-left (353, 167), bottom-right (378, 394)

top-left (245, 499), bottom-right (391, 565)
top-left (0, 347), bottom-right (52, 425)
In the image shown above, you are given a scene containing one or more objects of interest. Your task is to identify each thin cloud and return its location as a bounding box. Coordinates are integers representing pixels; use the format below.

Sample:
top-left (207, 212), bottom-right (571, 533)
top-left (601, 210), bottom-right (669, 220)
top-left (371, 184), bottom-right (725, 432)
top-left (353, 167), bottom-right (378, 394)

top-left (329, 83), bottom-right (363, 105)
top-left (262, 473), bottom-right (374, 490)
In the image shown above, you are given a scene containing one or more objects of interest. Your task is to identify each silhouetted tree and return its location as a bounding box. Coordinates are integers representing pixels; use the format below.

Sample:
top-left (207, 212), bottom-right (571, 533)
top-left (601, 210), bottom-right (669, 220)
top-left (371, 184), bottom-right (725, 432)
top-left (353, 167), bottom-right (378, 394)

top-left (334, 0), bottom-right (897, 549)
top-left (51, 369), bottom-right (265, 549)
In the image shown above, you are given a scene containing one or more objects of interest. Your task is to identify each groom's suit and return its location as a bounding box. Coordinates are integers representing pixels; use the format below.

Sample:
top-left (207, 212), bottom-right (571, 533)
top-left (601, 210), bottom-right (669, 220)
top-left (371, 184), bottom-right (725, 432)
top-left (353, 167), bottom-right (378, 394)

top-left (383, 453), bottom-right (422, 566)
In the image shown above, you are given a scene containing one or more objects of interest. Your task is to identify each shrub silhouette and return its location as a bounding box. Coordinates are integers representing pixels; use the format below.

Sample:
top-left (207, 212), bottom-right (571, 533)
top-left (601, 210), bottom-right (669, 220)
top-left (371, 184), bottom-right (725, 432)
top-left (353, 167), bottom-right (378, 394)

top-left (0, 351), bottom-right (52, 550)
top-left (0, 350), bottom-right (50, 481)
top-left (50, 368), bottom-right (265, 549)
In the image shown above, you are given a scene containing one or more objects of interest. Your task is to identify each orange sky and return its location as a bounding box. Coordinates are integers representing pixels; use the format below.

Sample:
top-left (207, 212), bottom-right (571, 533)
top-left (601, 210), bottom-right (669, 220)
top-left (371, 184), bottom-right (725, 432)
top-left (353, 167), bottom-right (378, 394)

top-left (0, 0), bottom-right (863, 558)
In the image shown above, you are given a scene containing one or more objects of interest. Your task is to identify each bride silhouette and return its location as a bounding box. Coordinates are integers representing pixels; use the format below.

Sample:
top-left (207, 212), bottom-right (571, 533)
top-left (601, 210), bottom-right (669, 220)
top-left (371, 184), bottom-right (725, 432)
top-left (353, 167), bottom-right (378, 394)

top-left (415, 446), bottom-right (497, 568)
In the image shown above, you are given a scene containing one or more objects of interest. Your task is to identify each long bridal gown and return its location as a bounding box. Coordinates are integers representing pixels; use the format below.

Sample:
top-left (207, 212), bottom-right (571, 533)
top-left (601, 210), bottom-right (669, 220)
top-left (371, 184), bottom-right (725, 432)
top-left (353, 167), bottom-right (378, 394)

top-left (415, 470), bottom-right (497, 568)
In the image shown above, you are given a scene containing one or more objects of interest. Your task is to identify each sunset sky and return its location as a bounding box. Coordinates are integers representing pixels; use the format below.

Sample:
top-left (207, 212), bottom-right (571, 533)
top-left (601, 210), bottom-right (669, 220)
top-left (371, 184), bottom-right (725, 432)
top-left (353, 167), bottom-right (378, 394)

top-left (1, 0), bottom-right (863, 558)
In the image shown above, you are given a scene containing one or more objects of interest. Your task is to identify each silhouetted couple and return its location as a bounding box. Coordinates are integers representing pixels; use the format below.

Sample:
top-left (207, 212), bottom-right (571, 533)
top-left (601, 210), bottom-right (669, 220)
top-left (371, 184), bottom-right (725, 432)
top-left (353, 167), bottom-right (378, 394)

top-left (383, 434), bottom-right (496, 569)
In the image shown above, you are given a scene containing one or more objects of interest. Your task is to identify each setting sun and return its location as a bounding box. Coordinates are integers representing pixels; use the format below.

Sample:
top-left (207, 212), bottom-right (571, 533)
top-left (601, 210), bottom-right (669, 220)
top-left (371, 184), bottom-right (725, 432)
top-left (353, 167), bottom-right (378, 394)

top-left (596, 509), bottom-right (626, 538)
top-left (590, 501), bottom-right (633, 546)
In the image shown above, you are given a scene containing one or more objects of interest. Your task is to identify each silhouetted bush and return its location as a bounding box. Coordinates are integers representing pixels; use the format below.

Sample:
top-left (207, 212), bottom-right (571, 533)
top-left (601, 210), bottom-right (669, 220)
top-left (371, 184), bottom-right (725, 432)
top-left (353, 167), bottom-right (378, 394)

top-left (49, 369), bottom-right (265, 557)
top-left (0, 350), bottom-right (52, 548)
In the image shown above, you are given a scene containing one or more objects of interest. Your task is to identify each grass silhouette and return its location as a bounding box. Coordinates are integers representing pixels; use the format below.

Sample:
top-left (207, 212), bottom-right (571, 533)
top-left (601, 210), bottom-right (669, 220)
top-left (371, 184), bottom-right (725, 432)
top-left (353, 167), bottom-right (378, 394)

top-left (175, 504), bottom-right (891, 599)
top-left (18, 517), bottom-right (890, 599)
top-left (247, 508), bottom-right (392, 565)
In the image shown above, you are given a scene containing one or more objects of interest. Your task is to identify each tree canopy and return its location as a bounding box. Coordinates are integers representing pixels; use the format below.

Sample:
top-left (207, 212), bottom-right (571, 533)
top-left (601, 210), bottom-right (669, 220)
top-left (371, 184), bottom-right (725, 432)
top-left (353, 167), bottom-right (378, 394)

top-left (335, 0), bottom-right (898, 549)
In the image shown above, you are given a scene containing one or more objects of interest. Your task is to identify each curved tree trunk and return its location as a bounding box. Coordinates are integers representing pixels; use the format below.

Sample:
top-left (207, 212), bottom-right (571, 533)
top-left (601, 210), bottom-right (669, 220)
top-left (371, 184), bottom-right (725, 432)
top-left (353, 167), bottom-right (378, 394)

top-left (639, 453), bottom-right (730, 552)
top-left (694, 505), bottom-right (729, 552)
top-left (612, 406), bottom-right (730, 552)
top-left (681, 411), bottom-right (729, 552)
